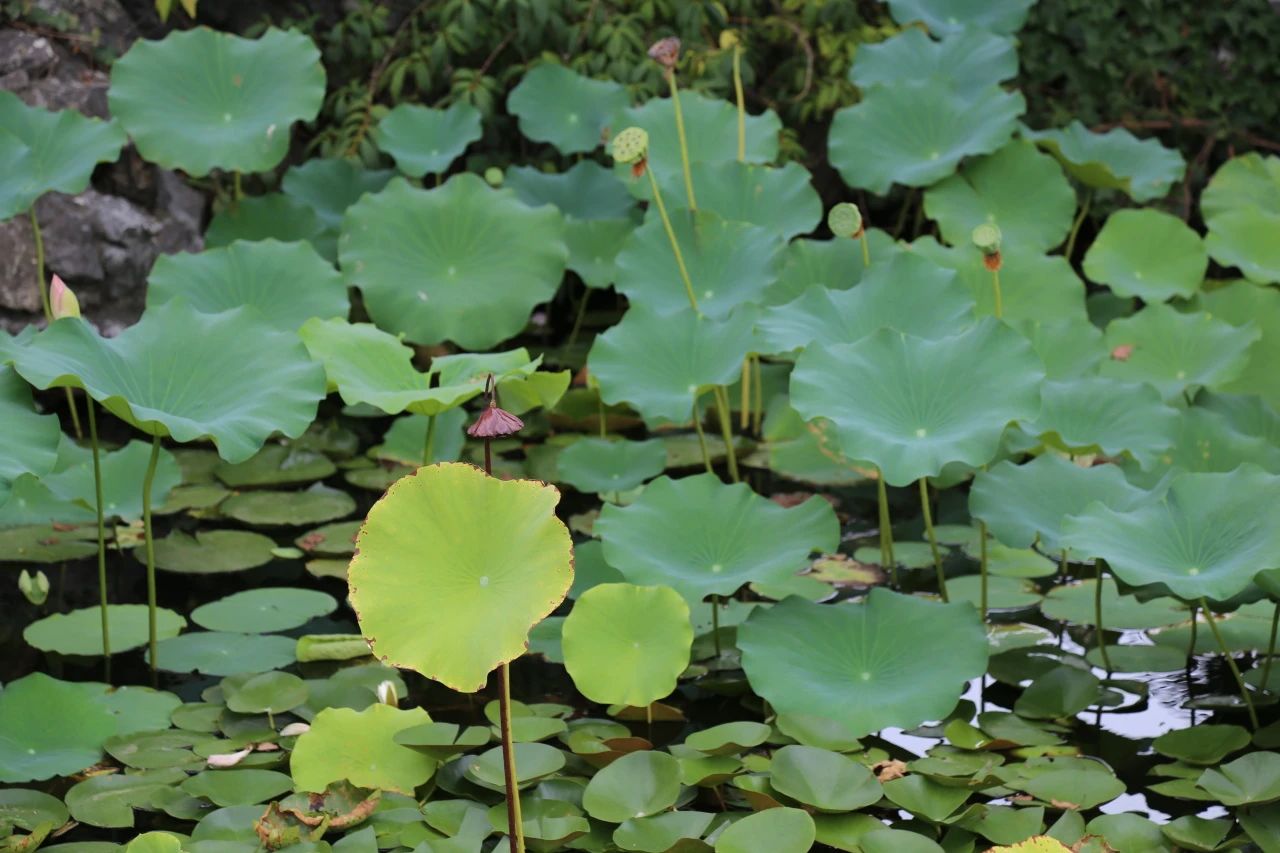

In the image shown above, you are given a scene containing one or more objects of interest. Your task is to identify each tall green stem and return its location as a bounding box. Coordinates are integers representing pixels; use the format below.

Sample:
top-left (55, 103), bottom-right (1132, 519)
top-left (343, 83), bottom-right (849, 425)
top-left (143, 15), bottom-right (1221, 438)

top-left (712, 386), bottom-right (739, 483)
top-left (666, 74), bottom-right (697, 213)
top-left (711, 596), bottom-right (722, 658)
top-left (644, 167), bottom-right (699, 314)
top-left (739, 358), bottom-right (751, 431)
top-left (1064, 188), bottom-right (1093, 261)
top-left (691, 394), bottom-right (713, 475)
top-left (731, 46), bottom-right (745, 163)
top-left (30, 208), bottom-right (51, 320)
top-left (1059, 548), bottom-right (1069, 583)
top-left (87, 401), bottom-right (110, 680)
top-left (978, 521), bottom-right (989, 622)
top-left (991, 267), bottom-right (1003, 320)
top-left (859, 232), bottom-right (871, 268)
top-left (1201, 599), bottom-right (1260, 730)
top-left (498, 662), bottom-right (525, 852)
top-left (566, 288), bottom-right (590, 352)
top-left (422, 414), bottom-right (437, 466)
top-left (142, 435), bottom-right (162, 674)
top-left (751, 354), bottom-right (763, 435)
top-left (876, 473), bottom-right (896, 586)
top-left (1094, 562), bottom-right (1113, 673)
top-left (1263, 602), bottom-right (1280, 693)
top-left (918, 479), bottom-right (947, 602)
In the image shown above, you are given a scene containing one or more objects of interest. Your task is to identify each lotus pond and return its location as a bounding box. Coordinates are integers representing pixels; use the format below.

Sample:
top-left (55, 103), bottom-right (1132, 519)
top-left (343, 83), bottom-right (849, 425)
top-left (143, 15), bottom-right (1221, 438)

top-left (4, 3), bottom-right (1280, 852)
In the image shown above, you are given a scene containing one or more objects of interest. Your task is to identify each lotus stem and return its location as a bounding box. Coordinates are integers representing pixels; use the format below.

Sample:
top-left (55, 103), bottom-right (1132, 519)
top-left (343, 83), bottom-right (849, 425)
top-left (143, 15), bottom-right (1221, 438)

top-left (1187, 604), bottom-right (1198, 659)
top-left (1200, 598), bottom-right (1260, 730)
top-left (422, 414), bottom-right (437, 466)
top-left (597, 395), bottom-right (607, 439)
top-left (1094, 561), bottom-right (1113, 673)
top-left (860, 232), bottom-right (871, 268)
top-left (87, 401), bottom-right (110, 681)
top-left (1263, 602), bottom-right (1280, 693)
top-left (644, 167), bottom-right (700, 314)
top-left (30, 208), bottom-right (51, 321)
top-left (751, 354), bottom-right (763, 435)
top-left (1065, 188), bottom-right (1092, 261)
top-left (1059, 548), bottom-right (1069, 583)
top-left (739, 358), bottom-right (751, 431)
top-left (142, 434), bottom-right (162, 675)
top-left (711, 596), bottom-right (722, 658)
top-left (666, 74), bottom-right (697, 213)
top-left (232, 171), bottom-right (243, 207)
top-left (979, 521), bottom-right (989, 622)
top-left (918, 479), bottom-right (947, 602)
top-left (691, 394), bottom-right (713, 475)
top-left (731, 45), bottom-right (746, 163)
top-left (566, 288), bottom-right (590, 352)
top-left (712, 386), bottom-right (739, 483)
top-left (876, 473), bottom-right (896, 586)
top-left (498, 661), bottom-right (526, 853)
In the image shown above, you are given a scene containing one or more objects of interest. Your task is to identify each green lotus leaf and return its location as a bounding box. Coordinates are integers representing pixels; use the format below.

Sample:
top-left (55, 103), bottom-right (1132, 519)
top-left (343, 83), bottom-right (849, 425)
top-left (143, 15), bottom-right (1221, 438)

top-left (107, 27), bottom-right (325, 176)
top-left (851, 28), bottom-right (1017, 98)
top-left (0, 473), bottom-right (97, 529)
top-left (1205, 210), bottom-right (1280, 286)
top-left (615, 208), bottom-right (783, 318)
top-left (596, 473), bottom-right (839, 607)
top-left (23, 605), bottom-right (186, 656)
top-left (0, 368), bottom-right (60, 507)
top-left (147, 240), bottom-right (348, 331)
top-left (147, 631), bottom-right (296, 676)
top-left (614, 811), bottom-right (717, 852)
top-left (924, 141), bottom-right (1075, 252)
top-left (1017, 767), bottom-right (1125, 810)
top-left (568, 541), bottom-right (625, 601)
top-left (486, 798), bottom-right (587, 846)
top-left (563, 583), bottom-right (692, 707)
top-left (181, 769), bottom-right (294, 807)
top-left (1153, 725), bottom-right (1251, 766)
top-left (1016, 377), bottom-right (1179, 469)
top-left (215, 444), bottom-right (335, 487)
top-left (296, 521), bottom-right (360, 557)
top-left (505, 162), bottom-right (635, 220)
top-left (204, 193), bottom-right (328, 258)
top-left (281, 157), bottom-right (396, 233)
top-left (714, 807), bottom-right (815, 853)
top-left (1022, 121), bottom-right (1185, 202)
top-left (40, 438), bottom-right (181, 522)
top-left (684, 722), bottom-right (771, 756)
top-left (370, 411), bottom-right (467, 466)
top-left (829, 83), bottom-right (1024, 194)
top-left (1100, 304), bottom-right (1259, 401)
top-left (89, 686), bottom-right (181, 738)
top-left (1197, 752), bottom-right (1280, 806)
top-left (147, 529), bottom-right (276, 574)
top-left (221, 671), bottom-right (308, 715)
top-left (507, 63), bottom-right (631, 154)
top-left (739, 591), bottom-right (987, 737)
top-left (191, 587), bottom-right (338, 633)
top-left (1019, 318), bottom-right (1107, 380)
top-left (1201, 153), bottom-right (1280, 284)
top-left (950, 574), bottom-right (1042, 611)
top-left (1014, 665), bottom-right (1101, 719)
top-left (555, 438), bottom-right (668, 494)
top-left (0, 673), bottom-right (117, 783)
top-left (292, 704), bottom-right (435, 795)
top-left (791, 319), bottom-right (1044, 486)
top-left (886, 0), bottom-right (1037, 34)
top-left (349, 462), bottom-right (573, 692)
top-left (588, 304), bottom-right (755, 426)
top-left (12, 302), bottom-right (326, 463)
top-left (1082, 209), bottom-right (1207, 301)
top-left (764, 231), bottom-right (902, 305)
top-left (768, 745), bottom-right (882, 813)
top-left (1062, 465), bottom-right (1280, 601)
top-left (0, 91), bottom-right (126, 219)
top-left (374, 102), bottom-right (482, 177)
top-left (0, 523), bottom-right (97, 562)
top-left (1161, 815), bottom-right (1234, 852)
top-left (909, 238), bottom-right (1088, 322)
top-left (757, 251), bottom-right (974, 354)
top-left (1125, 405), bottom-right (1280, 490)
top-left (340, 174), bottom-right (568, 349)
top-left (582, 750), bottom-right (681, 822)
top-left (221, 484), bottom-right (354, 527)
top-left (467, 742), bottom-right (565, 791)
top-left (65, 770), bottom-right (185, 829)
top-left (656, 161), bottom-right (822, 240)
top-left (756, 398), bottom-right (872, 487)
top-left (970, 455), bottom-right (1146, 554)
top-left (1194, 280), bottom-right (1280, 408)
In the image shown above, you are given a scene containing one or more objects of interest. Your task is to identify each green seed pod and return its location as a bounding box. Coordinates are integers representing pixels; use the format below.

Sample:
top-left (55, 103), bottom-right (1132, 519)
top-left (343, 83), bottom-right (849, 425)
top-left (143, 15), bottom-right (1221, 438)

top-left (610, 127), bottom-right (649, 164)
top-left (827, 203), bottom-right (864, 238)
top-left (483, 166), bottom-right (504, 187)
top-left (972, 223), bottom-right (1003, 255)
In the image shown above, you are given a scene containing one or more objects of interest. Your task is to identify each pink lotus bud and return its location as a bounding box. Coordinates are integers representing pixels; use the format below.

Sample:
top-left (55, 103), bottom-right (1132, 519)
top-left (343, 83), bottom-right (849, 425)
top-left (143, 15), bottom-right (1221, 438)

top-left (50, 275), bottom-right (81, 320)
top-left (467, 403), bottom-right (524, 439)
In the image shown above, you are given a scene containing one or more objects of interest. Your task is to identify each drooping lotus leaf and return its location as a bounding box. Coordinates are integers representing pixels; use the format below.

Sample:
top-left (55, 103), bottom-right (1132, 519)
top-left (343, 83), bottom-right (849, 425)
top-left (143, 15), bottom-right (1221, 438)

top-left (148, 529), bottom-right (277, 573)
top-left (923, 141), bottom-right (1075, 252)
top-left (764, 231), bottom-right (902, 305)
top-left (970, 455), bottom-right (1147, 554)
top-left (1020, 318), bottom-right (1107, 380)
top-left (340, 174), bottom-right (568, 349)
top-left (757, 251), bottom-right (974, 354)
top-left (0, 368), bottom-right (60, 507)
top-left (755, 397), bottom-right (873, 486)
top-left (1022, 121), bottom-right (1185, 202)
top-left (291, 704), bottom-right (435, 795)
top-left (614, 208), bottom-right (783, 318)
top-left (221, 484), bottom-right (354, 527)
top-left (147, 631), bottom-right (296, 676)
top-left (41, 437), bottom-right (181, 522)
top-left (1062, 465), bottom-right (1280, 601)
top-left (349, 463), bottom-right (573, 692)
top-left (886, 0), bottom-right (1037, 34)
top-left (1082, 209), bottom-right (1207, 301)
top-left (1100, 304), bottom-right (1259, 401)
top-left (588, 304), bottom-right (755, 426)
top-left (0, 91), bottom-right (127, 219)
top-left (147, 240), bottom-right (348, 331)
top-left (0, 673), bottom-right (117, 783)
top-left (596, 474), bottom-right (838, 607)
top-left (582, 750), bottom-right (681, 822)
top-left (191, 587), bottom-right (338, 633)
top-left (851, 28), bottom-right (1017, 98)
top-left (107, 27), bottom-right (325, 176)
top-left (715, 808), bottom-right (816, 853)
top-left (12, 301), bottom-right (326, 463)
top-left (1016, 377), bottom-right (1179, 469)
top-left (828, 82), bottom-right (1024, 194)
top-left (281, 158), bottom-right (396, 233)
top-left (1201, 153), bottom-right (1280, 284)
top-left (1194, 280), bottom-right (1280, 408)
top-left (739, 590), bottom-right (987, 738)
top-left (909, 238), bottom-right (1088, 322)
top-left (791, 319), bottom-right (1044, 486)
top-left (555, 438), bottom-right (668, 494)
top-left (374, 102), bottom-right (482, 177)
top-left (507, 63), bottom-right (631, 154)
top-left (23, 605), bottom-right (186, 656)
top-left (203, 193), bottom-right (327, 258)
top-left (656, 161), bottom-right (822, 240)
top-left (562, 583), bottom-right (692, 707)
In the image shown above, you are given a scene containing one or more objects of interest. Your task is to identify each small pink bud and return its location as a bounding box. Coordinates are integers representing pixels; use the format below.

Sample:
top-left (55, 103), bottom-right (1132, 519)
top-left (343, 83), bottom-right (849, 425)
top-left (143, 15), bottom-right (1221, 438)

top-left (50, 275), bottom-right (81, 320)
top-left (1111, 344), bottom-right (1135, 361)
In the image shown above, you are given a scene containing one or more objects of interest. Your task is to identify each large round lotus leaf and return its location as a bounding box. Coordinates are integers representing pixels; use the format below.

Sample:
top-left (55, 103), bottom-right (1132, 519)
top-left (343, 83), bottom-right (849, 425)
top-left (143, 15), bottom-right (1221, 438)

top-left (791, 319), bottom-right (1043, 486)
top-left (0, 91), bottom-right (126, 219)
top-left (1023, 121), bottom-right (1185, 202)
top-left (507, 63), bottom-right (630, 154)
top-left (1201, 154), bottom-right (1280, 284)
top-left (41, 438), bottom-right (181, 522)
top-left (24, 605), bottom-right (186, 656)
top-left (714, 807), bottom-right (815, 853)
top-left (739, 591), bottom-right (987, 737)
top-left (1017, 377), bottom-right (1179, 469)
top-left (614, 208), bottom-right (782, 318)
top-left (656, 161), bottom-right (822, 240)
top-left (1082, 209), bottom-right (1207, 301)
top-left (757, 251), bottom-right (974, 354)
top-left (1020, 318), bottom-right (1107, 380)
top-left (214, 445), bottom-right (335, 487)
top-left (281, 158), bottom-right (395, 232)
top-left (12, 301), bottom-right (326, 464)
top-left (291, 704), bottom-right (434, 795)
top-left (851, 28), bottom-right (1016, 98)
top-left (66, 771), bottom-right (184, 828)
top-left (596, 474), bottom-right (839, 606)
top-left (147, 631), bottom-right (296, 676)
top-left (374, 102), bottom-right (482, 177)
top-left (107, 27), bottom-right (324, 176)
top-left (923, 141), bottom-right (1075, 253)
top-left (0, 673), bottom-right (117, 783)
top-left (970, 455), bottom-right (1146, 554)
top-left (764, 231), bottom-right (902, 305)
top-left (0, 368), bottom-right (60, 507)
top-left (828, 82), bottom-right (1024, 194)
top-left (1153, 725), bottom-right (1251, 766)
top-left (340, 174), bottom-right (567, 349)
top-left (191, 587), bottom-right (337, 633)
top-left (1100, 304), bottom-right (1259, 401)
top-left (147, 240), bottom-right (347, 331)
top-left (1062, 465), bottom-right (1280, 601)
top-left (1194, 280), bottom-right (1280, 408)
top-left (504, 162), bottom-right (635, 221)
top-left (349, 462), bottom-right (573, 692)
top-left (588, 304), bottom-right (755, 426)
top-left (221, 484), bottom-right (355, 527)
top-left (148, 529), bottom-right (276, 574)
top-left (886, 0), bottom-right (1036, 34)
top-left (1126, 406), bottom-right (1280, 488)
top-left (909, 238), bottom-right (1088, 322)
top-left (562, 583), bottom-right (692, 707)
top-left (555, 438), bottom-right (667, 494)
top-left (768, 745), bottom-right (882, 812)
top-left (582, 750), bottom-right (681, 822)
top-left (203, 194), bottom-right (327, 258)
top-left (91, 686), bottom-right (181, 738)
top-left (181, 769), bottom-right (293, 807)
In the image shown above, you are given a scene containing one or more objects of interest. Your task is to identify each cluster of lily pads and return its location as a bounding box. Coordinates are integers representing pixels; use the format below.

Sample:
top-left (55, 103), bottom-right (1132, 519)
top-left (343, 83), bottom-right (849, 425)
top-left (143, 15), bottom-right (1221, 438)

top-left (4, 0), bottom-right (1280, 851)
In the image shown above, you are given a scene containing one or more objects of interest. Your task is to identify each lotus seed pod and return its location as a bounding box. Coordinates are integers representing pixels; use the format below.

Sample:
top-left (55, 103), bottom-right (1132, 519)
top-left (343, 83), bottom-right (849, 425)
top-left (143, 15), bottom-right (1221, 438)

top-left (18, 570), bottom-right (49, 606)
top-left (971, 223), bottom-right (1003, 255)
top-left (49, 274), bottom-right (81, 320)
top-left (375, 680), bottom-right (399, 706)
top-left (827, 203), bottom-right (864, 238)
top-left (720, 30), bottom-right (741, 50)
top-left (483, 166), bottom-right (504, 187)
top-left (648, 36), bottom-right (681, 71)
top-left (610, 127), bottom-right (649, 164)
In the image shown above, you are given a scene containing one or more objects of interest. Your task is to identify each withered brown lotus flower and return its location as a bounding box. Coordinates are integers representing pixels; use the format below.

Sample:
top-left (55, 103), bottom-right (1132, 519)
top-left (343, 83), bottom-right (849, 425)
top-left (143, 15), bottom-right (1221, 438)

top-left (648, 36), bottom-right (681, 71)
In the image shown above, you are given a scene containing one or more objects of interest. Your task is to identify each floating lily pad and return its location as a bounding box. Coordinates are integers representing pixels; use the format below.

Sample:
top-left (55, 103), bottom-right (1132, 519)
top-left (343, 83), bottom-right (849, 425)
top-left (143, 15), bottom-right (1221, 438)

top-left (108, 27), bottom-right (324, 175)
top-left (1082, 209), bottom-right (1207, 301)
top-left (582, 750), bottom-right (681, 822)
top-left (1017, 377), bottom-right (1179, 469)
top-left (24, 605), bottom-right (186, 656)
top-left (769, 745), bottom-right (882, 812)
top-left (1023, 121), bottom-right (1185, 202)
top-left (950, 575), bottom-right (1042, 611)
top-left (1154, 725), bottom-right (1251, 765)
top-left (374, 102), bottom-right (482, 177)
top-left (0, 523), bottom-right (97, 562)
top-left (555, 438), bottom-right (667, 495)
top-left (147, 632), bottom-right (297, 676)
top-left (148, 529), bottom-right (276, 574)
top-left (0, 673), bottom-right (117, 783)
top-left (656, 161), bottom-right (822, 240)
top-left (851, 28), bottom-right (1017, 98)
top-left (1201, 153), bottom-right (1280, 284)
top-left (1197, 752), bottom-right (1280, 806)
top-left (507, 63), bottom-right (630, 154)
top-left (182, 769), bottom-right (294, 807)
top-left (0, 368), bottom-right (61, 507)
top-left (191, 587), bottom-right (338, 633)
top-left (614, 811), bottom-right (717, 852)
top-left (221, 671), bottom-right (308, 715)
top-left (65, 770), bottom-right (185, 828)
top-left (714, 807), bottom-right (815, 853)
top-left (295, 520), bottom-right (361, 556)
top-left (221, 484), bottom-right (355, 527)
top-left (214, 445), bottom-right (336, 487)
top-left (886, 0), bottom-right (1037, 34)
top-left (291, 704), bottom-right (435, 795)
top-left (41, 438), bottom-right (181, 523)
